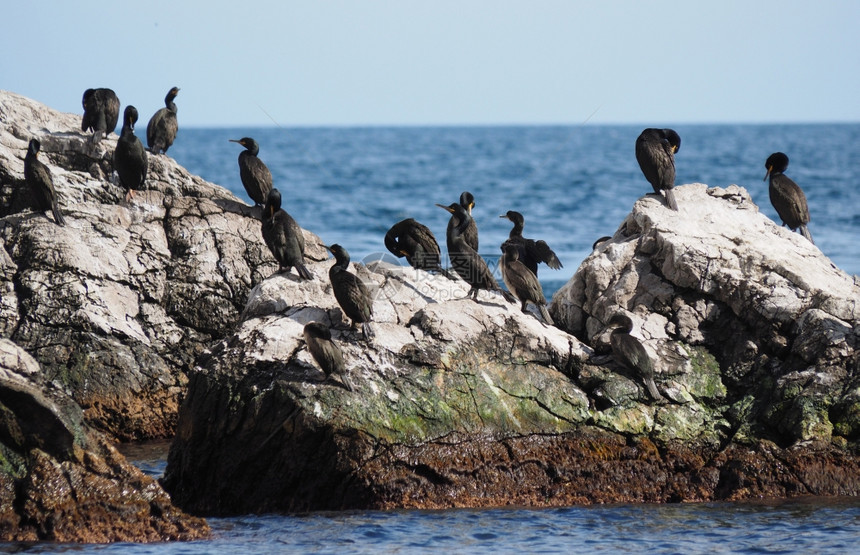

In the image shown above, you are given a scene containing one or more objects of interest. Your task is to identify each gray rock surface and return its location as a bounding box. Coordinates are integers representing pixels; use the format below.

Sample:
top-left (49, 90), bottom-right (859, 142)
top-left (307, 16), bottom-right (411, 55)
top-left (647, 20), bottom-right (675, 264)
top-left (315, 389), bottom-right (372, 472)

top-left (0, 90), bottom-right (322, 440)
top-left (551, 184), bottom-right (860, 445)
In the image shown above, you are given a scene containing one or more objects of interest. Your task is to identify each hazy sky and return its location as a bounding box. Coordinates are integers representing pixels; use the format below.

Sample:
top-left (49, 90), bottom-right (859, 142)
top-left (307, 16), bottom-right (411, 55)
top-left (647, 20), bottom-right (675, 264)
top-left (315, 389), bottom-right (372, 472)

top-left (4, 1), bottom-right (859, 127)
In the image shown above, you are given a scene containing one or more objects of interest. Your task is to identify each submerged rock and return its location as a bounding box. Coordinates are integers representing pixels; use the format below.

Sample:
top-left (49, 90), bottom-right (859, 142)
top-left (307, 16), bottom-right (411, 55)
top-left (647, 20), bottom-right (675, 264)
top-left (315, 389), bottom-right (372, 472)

top-left (0, 339), bottom-right (209, 542)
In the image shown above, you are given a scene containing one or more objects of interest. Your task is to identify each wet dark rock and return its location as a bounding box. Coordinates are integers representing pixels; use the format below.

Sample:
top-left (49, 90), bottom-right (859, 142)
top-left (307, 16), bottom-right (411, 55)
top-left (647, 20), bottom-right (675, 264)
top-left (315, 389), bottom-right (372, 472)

top-left (0, 339), bottom-right (209, 542)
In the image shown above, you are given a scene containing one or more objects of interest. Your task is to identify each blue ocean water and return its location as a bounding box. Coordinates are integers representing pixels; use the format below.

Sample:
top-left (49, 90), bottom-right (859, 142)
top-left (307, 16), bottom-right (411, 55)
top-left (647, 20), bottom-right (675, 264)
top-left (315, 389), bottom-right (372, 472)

top-left (171, 123), bottom-right (860, 298)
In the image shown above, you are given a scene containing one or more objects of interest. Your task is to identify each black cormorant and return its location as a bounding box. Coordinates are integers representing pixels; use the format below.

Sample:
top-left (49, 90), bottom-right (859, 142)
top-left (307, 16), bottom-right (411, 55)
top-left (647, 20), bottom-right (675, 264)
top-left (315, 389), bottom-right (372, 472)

top-left (499, 210), bottom-right (563, 276)
top-left (113, 105), bottom-right (147, 202)
top-left (303, 322), bottom-right (354, 391)
top-left (607, 312), bottom-right (662, 401)
top-left (147, 87), bottom-right (179, 155)
top-left (261, 188), bottom-right (313, 279)
top-left (326, 244), bottom-right (375, 339)
top-left (384, 218), bottom-right (455, 278)
top-left (81, 88), bottom-right (120, 144)
top-left (229, 137), bottom-right (272, 206)
top-left (436, 202), bottom-right (514, 303)
top-left (444, 191), bottom-right (478, 254)
top-left (500, 243), bottom-right (553, 324)
top-left (764, 152), bottom-right (814, 244)
top-left (24, 139), bottom-right (65, 226)
top-left (635, 128), bottom-right (680, 210)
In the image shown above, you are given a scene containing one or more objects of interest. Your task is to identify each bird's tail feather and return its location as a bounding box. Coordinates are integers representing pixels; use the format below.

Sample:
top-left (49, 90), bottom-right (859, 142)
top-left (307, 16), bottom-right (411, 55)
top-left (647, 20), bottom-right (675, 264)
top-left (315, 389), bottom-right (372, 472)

top-left (664, 188), bottom-right (679, 211)
top-left (645, 378), bottom-right (663, 402)
top-left (800, 225), bottom-right (814, 245)
top-left (362, 321), bottom-right (375, 340)
top-left (297, 263), bottom-right (314, 280)
top-left (52, 203), bottom-right (65, 226)
top-left (539, 305), bottom-right (554, 325)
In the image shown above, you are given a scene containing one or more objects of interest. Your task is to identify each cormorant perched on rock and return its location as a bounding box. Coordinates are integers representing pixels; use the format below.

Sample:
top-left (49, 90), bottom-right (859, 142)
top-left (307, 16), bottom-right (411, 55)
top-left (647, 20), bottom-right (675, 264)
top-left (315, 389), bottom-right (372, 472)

top-left (303, 322), bottom-right (353, 391)
top-left (384, 218), bottom-right (455, 279)
top-left (24, 139), bottom-right (65, 226)
top-left (261, 188), bottom-right (313, 279)
top-left (500, 243), bottom-right (553, 324)
top-left (606, 313), bottom-right (662, 401)
top-left (635, 128), bottom-right (680, 210)
top-left (113, 106), bottom-right (147, 202)
top-left (764, 152), bottom-right (814, 244)
top-left (326, 244), bottom-right (375, 339)
top-left (444, 191), bottom-right (478, 254)
top-left (81, 88), bottom-right (120, 144)
top-left (499, 210), bottom-right (563, 277)
top-left (147, 87), bottom-right (179, 155)
top-left (229, 137), bottom-right (272, 206)
top-left (437, 202), bottom-right (514, 303)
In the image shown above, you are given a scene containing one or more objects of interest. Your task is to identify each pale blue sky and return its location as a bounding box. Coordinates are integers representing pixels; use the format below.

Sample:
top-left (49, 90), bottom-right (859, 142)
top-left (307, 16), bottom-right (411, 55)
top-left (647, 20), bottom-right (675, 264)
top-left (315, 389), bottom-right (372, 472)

top-left (4, 0), bottom-right (859, 127)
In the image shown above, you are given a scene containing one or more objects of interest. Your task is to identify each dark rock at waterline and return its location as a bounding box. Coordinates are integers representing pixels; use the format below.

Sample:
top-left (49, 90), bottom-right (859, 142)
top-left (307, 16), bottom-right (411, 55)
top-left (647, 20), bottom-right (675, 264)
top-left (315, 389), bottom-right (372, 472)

top-left (0, 339), bottom-right (209, 542)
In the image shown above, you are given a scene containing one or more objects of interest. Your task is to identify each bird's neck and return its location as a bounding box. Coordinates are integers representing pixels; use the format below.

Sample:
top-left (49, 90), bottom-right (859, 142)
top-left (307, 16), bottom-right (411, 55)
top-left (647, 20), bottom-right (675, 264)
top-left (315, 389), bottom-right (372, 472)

top-left (509, 222), bottom-right (523, 237)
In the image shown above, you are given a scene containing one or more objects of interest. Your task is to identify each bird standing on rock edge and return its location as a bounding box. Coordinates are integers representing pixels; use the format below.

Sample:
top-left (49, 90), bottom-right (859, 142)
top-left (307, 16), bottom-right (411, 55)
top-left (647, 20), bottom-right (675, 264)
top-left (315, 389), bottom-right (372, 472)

top-left (436, 202), bottom-right (515, 303)
top-left (499, 210), bottom-right (563, 277)
top-left (81, 88), bottom-right (120, 144)
top-left (147, 87), bottom-right (179, 155)
top-left (24, 138), bottom-right (65, 226)
top-left (230, 137), bottom-right (273, 207)
top-left (303, 322), bottom-right (354, 392)
top-left (499, 243), bottom-right (553, 324)
top-left (764, 152), bottom-right (814, 245)
top-left (325, 244), bottom-right (376, 340)
top-left (606, 313), bottom-right (663, 402)
top-left (113, 105), bottom-right (147, 202)
top-left (635, 128), bottom-right (681, 210)
top-left (261, 188), bottom-right (313, 279)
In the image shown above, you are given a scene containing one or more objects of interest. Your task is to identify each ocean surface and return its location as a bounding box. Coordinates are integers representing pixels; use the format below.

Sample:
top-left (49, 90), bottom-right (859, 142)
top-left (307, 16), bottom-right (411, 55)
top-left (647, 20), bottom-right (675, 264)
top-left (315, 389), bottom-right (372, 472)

top-left (7, 124), bottom-right (860, 553)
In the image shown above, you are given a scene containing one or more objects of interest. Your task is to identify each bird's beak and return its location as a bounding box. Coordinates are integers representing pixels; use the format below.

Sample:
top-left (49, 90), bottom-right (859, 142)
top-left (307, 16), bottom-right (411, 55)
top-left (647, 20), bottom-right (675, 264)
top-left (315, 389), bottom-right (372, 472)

top-left (763, 166), bottom-right (772, 181)
top-left (435, 203), bottom-right (454, 214)
top-left (229, 139), bottom-right (240, 144)
top-left (468, 202), bottom-right (474, 214)
top-left (324, 245), bottom-right (332, 253)
top-left (499, 214), bottom-right (508, 219)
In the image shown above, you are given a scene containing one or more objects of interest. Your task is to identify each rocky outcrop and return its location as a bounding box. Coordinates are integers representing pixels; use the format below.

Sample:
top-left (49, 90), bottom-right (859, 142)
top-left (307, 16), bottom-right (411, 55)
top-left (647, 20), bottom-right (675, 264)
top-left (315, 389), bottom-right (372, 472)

top-left (0, 90), bottom-right (314, 441)
top-left (163, 184), bottom-right (860, 515)
top-left (0, 338), bottom-right (209, 542)
top-left (552, 184), bottom-right (860, 446)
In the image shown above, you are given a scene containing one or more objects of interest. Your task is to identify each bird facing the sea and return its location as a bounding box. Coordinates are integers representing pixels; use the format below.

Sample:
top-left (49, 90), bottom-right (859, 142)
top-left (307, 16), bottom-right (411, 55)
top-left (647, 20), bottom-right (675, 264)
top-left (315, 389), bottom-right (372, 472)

top-left (261, 188), bottom-right (313, 279)
top-left (147, 87), bottom-right (179, 155)
top-left (499, 210), bottom-right (563, 277)
top-left (230, 137), bottom-right (273, 207)
top-left (606, 312), bottom-right (662, 401)
top-left (81, 88), bottom-right (120, 144)
top-left (437, 202), bottom-right (514, 303)
top-left (113, 105), bottom-right (147, 202)
top-left (764, 152), bottom-right (814, 244)
top-left (499, 243), bottom-right (553, 324)
top-left (24, 139), bottom-right (65, 226)
top-left (635, 128), bottom-right (681, 210)
top-left (303, 322), bottom-right (354, 391)
top-left (326, 244), bottom-right (375, 340)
